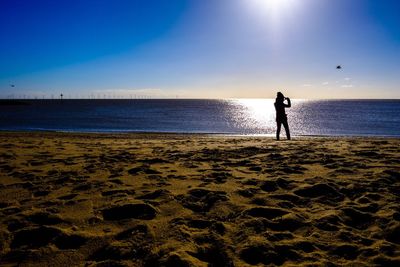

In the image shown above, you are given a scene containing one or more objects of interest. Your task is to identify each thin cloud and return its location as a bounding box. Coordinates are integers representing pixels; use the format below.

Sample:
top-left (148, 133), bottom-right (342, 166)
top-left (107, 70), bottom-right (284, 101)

top-left (322, 81), bottom-right (329, 85)
top-left (341, 84), bottom-right (354, 88)
top-left (302, 84), bottom-right (313, 87)
top-left (94, 88), bottom-right (162, 95)
top-left (91, 88), bottom-right (170, 98)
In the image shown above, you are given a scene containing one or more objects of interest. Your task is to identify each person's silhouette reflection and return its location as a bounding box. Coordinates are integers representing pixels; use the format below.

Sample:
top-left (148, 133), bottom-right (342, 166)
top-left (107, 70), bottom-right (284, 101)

top-left (274, 92), bottom-right (291, 140)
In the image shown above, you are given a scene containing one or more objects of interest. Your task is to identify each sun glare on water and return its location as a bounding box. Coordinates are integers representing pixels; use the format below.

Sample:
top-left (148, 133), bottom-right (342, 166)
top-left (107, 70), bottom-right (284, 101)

top-left (231, 99), bottom-right (276, 134)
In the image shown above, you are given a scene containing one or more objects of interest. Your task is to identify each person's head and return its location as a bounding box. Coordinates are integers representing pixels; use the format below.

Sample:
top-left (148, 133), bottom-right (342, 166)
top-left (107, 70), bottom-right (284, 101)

top-left (276, 92), bottom-right (284, 102)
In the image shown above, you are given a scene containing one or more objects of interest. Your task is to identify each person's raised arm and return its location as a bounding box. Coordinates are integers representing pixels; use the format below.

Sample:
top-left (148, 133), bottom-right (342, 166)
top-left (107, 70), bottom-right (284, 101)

top-left (285, 97), bottom-right (291, 108)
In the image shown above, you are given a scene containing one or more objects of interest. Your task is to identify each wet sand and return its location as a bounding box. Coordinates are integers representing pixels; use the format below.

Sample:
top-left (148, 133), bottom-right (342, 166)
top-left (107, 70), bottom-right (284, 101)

top-left (0, 132), bottom-right (399, 266)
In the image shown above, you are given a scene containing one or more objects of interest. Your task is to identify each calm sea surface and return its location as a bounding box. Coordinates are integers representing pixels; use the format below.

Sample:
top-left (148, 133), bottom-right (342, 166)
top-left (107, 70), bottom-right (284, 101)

top-left (0, 99), bottom-right (399, 136)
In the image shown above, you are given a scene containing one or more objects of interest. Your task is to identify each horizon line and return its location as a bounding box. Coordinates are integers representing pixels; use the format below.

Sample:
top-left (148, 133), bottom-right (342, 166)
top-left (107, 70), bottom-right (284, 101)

top-left (1, 97), bottom-right (399, 101)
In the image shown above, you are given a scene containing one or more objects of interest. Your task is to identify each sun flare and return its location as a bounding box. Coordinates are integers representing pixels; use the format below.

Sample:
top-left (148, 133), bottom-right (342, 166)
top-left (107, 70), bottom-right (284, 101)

top-left (247, 0), bottom-right (300, 32)
top-left (252, 0), bottom-right (296, 12)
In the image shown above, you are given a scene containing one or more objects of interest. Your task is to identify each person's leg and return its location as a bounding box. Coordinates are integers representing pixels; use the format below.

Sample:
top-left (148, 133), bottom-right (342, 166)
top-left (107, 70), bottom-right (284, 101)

top-left (283, 120), bottom-right (290, 140)
top-left (276, 121), bottom-right (281, 140)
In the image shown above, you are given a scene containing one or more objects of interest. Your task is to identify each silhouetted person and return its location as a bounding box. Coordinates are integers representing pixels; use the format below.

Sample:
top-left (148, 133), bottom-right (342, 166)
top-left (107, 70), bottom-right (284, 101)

top-left (274, 92), bottom-right (291, 140)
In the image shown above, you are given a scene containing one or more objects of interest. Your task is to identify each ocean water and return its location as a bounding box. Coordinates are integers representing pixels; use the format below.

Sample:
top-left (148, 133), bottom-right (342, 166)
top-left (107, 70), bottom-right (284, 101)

top-left (0, 99), bottom-right (399, 136)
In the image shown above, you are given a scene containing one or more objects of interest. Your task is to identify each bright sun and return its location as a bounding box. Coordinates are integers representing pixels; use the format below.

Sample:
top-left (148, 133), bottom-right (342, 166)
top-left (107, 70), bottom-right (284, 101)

top-left (248, 0), bottom-right (299, 27)
top-left (250, 0), bottom-right (296, 14)
top-left (257, 0), bottom-right (294, 10)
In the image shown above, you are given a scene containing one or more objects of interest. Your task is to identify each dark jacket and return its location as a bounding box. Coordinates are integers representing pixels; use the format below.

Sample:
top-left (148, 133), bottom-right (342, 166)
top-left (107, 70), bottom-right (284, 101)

top-left (274, 98), bottom-right (291, 122)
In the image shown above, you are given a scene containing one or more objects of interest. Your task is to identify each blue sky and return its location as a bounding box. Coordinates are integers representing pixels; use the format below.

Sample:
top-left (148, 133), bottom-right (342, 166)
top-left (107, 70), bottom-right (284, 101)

top-left (0, 0), bottom-right (399, 98)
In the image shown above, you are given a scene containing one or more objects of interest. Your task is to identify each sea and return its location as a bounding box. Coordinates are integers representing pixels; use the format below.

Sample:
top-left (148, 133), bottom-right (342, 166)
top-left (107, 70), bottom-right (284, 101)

top-left (0, 99), bottom-right (399, 137)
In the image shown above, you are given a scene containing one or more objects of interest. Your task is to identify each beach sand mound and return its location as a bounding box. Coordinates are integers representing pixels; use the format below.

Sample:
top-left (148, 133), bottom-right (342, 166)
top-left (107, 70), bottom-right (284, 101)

top-left (0, 132), bottom-right (399, 266)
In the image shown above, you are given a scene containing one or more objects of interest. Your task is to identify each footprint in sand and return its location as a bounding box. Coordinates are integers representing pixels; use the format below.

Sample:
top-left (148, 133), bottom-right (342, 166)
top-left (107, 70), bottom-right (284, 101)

top-left (10, 226), bottom-right (87, 250)
top-left (102, 203), bottom-right (157, 220)
top-left (176, 188), bottom-right (229, 213)
top-left (239, 241), bottom-right (301, 265)
top-left (91, 224), bottom-right (154, 262)
top-left (25, 212), bottom-right (65, 225)
top-left (135, 189), bottom-right (171, 200)
top-left (243, 207), bottom-right (289, 220)
top-left (294, 183), bottom-right (343, 200)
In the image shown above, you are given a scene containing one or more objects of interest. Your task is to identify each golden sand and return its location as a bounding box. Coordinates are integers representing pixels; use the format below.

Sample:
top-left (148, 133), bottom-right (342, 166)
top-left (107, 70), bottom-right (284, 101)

top-left (0, 132), bottom-right (399, 266)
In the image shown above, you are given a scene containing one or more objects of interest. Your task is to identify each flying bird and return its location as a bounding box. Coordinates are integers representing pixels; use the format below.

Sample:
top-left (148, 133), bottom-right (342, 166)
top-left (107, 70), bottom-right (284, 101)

top-left (10, 84), bottom-right (15, 87)
top-left (336, 65), bottom-right (342, 70)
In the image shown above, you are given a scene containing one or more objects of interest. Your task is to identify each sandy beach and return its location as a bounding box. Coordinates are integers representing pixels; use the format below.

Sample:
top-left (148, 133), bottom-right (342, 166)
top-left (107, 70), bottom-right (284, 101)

top-left (0, 132), bottom-right (399, 266)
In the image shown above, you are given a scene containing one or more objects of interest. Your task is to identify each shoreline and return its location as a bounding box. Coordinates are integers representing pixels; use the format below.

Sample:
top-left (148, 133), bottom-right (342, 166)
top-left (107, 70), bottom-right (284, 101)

top-left (1, 130), bottom-right (400, 139)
